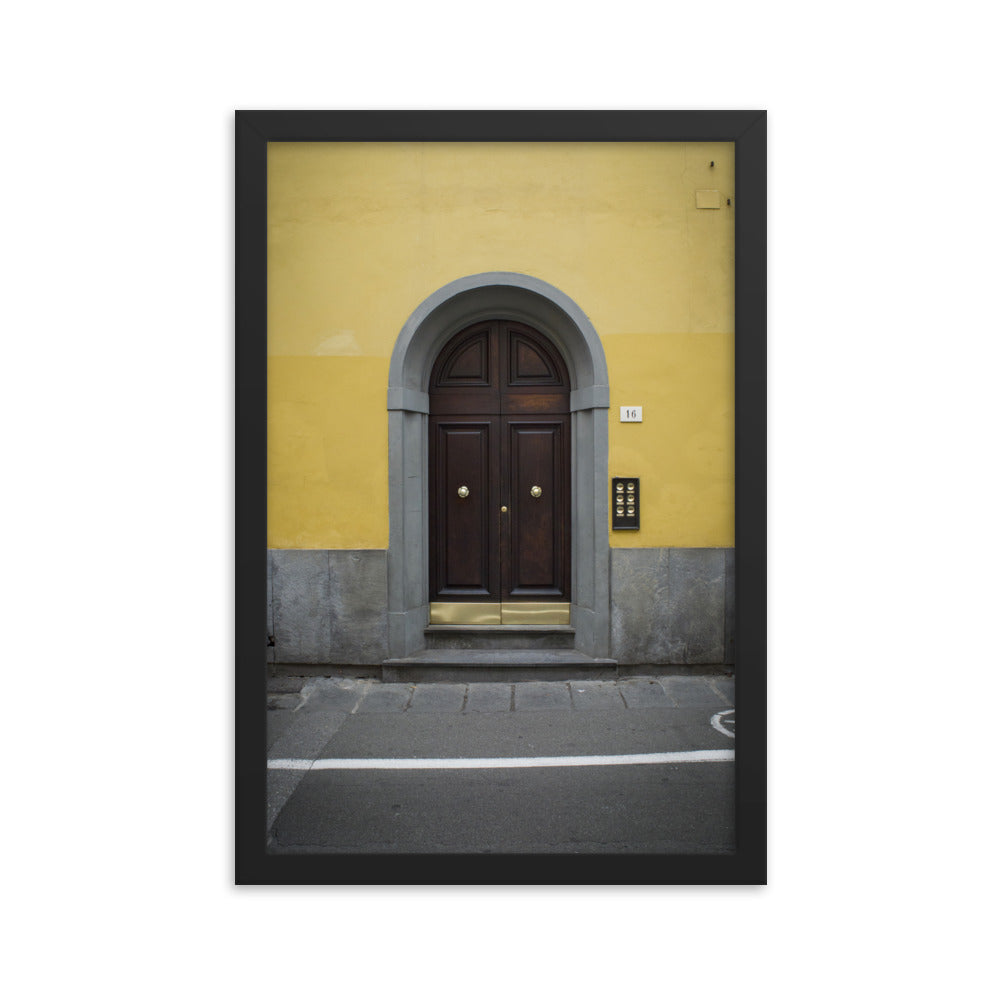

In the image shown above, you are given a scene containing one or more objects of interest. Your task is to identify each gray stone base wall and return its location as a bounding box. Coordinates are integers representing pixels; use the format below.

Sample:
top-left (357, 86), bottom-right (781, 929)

top-left (268, 546), bottom-right (734, 667)
top-left (610, 548), bottom-right (734, 665)
top-left (269, 550), bottom-right (388, 665)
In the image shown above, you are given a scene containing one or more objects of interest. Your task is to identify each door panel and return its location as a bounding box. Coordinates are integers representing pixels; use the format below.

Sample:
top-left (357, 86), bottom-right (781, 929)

top-left (504, 419), bottom-right (569, 597)
top-left (429, 418), bottom-right (499, 598)
top-left (428, 321), bottom-right (570, 608)
top-left (507, 330), bottom-right (564, 386)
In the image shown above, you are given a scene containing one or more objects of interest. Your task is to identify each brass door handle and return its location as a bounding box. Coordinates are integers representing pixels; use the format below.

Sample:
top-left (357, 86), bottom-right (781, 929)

top-left (530, 485), bottom-right (542, 498)
top-left (457, 485), bottom-right (470, 499)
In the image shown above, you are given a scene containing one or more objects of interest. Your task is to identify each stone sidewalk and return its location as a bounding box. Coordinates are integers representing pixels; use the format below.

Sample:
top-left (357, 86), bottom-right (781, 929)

top-left (268, 673), bottom-right (733, 722)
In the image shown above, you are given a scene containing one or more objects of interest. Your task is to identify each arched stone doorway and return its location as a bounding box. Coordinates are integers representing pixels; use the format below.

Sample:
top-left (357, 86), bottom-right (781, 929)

top-left (386, 273), bottom-right (611, 660)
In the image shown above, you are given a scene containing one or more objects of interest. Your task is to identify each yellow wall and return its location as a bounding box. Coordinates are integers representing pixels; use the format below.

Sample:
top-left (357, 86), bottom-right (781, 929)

top-left (268, 142), bottom-right (734, 550)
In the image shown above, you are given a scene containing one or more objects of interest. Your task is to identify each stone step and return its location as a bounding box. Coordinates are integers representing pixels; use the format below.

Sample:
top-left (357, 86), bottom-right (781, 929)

top-left (382, 648), bottom-right (618, 683)
top-left (423, 624), bottom-right (576, 651)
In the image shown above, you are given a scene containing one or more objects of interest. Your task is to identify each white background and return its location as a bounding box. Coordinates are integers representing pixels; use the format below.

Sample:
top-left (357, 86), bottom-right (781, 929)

top-left (3, 3), bottom-right (997, 997)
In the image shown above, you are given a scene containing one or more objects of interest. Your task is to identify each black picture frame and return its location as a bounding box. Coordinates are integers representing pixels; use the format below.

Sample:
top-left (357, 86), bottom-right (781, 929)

top-left (236, 110), bottom-right (766, 885)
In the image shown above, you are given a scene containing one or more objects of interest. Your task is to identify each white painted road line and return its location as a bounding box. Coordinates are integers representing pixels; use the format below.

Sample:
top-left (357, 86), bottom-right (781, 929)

top-left (267, 749), bottom-right (735, 771)
top-left (710, 708), bottom-right (736, 738)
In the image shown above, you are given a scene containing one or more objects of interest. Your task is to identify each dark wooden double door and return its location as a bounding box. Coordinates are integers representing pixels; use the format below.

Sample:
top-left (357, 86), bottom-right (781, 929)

top-left (429, 320), bottom-right (571, 608)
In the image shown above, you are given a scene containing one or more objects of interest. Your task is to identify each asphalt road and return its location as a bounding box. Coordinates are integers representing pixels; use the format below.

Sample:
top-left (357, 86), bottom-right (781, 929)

top-left (266, 675), bottom-right (735, 855)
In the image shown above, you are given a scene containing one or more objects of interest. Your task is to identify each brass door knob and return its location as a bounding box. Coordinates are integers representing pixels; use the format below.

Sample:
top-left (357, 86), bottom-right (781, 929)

top-left (457, 485), bottom-right (470, 499)
top-left (500, 506), bottom-right (508, 513)
top-left (530, 485), bottom-right (542, 498)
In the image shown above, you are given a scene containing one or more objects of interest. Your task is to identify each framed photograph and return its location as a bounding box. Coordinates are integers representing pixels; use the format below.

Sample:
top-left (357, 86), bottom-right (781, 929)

top-left (236, 111), bottom-right (765, 884)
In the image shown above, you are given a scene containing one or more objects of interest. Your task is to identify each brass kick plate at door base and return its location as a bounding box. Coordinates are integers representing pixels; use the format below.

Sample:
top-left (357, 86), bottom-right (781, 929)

top-left (429, 602), bottom-right (571, 625)
top-left (501, 602), bottom-right (570, 625)
top-left (429, 602), bottom-right (501, 625)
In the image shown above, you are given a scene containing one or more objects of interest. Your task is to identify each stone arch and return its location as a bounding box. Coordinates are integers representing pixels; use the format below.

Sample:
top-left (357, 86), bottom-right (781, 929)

top-left (386, 272), bottom-right (611, 659)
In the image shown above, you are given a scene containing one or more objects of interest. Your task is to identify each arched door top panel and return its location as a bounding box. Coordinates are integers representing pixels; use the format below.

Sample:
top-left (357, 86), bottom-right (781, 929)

top-left (430, 320), bottom-right (570, 416)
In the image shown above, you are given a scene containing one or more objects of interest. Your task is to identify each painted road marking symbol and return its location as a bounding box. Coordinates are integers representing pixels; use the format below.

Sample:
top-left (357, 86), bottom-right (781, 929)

top-left (267, 749), bottom-right (735, 771)
top-left (710, 708), bottom-right (735, 739)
